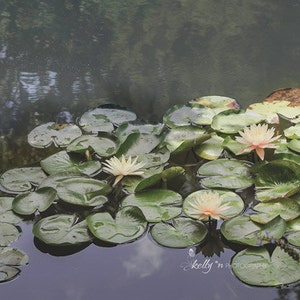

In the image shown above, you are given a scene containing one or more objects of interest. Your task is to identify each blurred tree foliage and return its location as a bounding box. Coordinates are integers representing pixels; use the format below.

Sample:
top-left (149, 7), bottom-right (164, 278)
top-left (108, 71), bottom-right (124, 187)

top-left (1, 0), bottom-right (300, 171)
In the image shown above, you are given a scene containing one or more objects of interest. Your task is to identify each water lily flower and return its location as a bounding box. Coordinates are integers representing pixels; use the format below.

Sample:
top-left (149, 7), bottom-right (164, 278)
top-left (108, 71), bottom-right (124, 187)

top-left (185, 190), bottom-right (230, 221)
top-left (102, 155), bottom-right (145, 186)
top-left (235, 123), bottom-right (281, 160)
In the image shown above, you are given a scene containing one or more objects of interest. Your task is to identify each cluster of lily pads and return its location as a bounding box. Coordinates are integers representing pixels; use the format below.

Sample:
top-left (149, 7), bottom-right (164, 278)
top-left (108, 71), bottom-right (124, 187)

top-left (1, 95), bottom-right (300, 286)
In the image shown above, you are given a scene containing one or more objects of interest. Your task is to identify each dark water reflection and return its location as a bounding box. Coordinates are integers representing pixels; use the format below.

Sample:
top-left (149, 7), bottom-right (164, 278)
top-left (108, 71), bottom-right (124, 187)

top-left (1, 1), bottom-right (300, 298)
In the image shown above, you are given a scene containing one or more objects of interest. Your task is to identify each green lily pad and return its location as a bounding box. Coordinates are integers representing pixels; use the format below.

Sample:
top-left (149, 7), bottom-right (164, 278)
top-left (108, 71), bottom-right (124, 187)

top-left (28, 122), bottom-right (82, 148)
top-left (211, 110), bottom-right (264, 134)
top-left (232, 247), bottom-right (300, 286)
top-left (221, 215), bottom-right (286, 246)
top-left (191, 95), bottom-right (240, 111)
top-left (198, 159), bottom-right (253, 190)
top-left (0, 247), bottom-right (28, 266)
top-left (115, 122), bottom-right (164, 143)
top-left (163, 103), bottom-right (215, 128)
top-left (67, 135), bottom-right (118, 157)
top-left (284, 124), bottom-right (300, 139)
top-left (247, 100), bottom-right (300, 122)
top-left (150, 217), bottom-right (208, 248)
top-left (0, 167), bottom-right (47, 193)
top-left (285, 218), bottom-right (300, 246)
top-left (251, 198), bottom-right (300, 222)
top-left (117, 132), bottom-right (161, 156)
top-left (0, 223), bottom-right (20, 246)
top-left (12, 187), bottom-right (57, 215)
top-left (287, 139), bottom-right (300, 153)
top-left (79, 108), bottom-right (136, 133)
top-left (121, 189), bottom-right (182, 222)
top-left (57, 177), bottom-right (111, 207)
top-left (87, 206), bottom-right (147, 244)
top-left (0, 197), bottom-right (23, 224)
top-left (33, 214), bottom-right (91, 245)
top-left (40, 151), bottom-right (101, 176)
top-left (183, 190), bottom-right (244, 221)
top-left (0, 266), bottom-right (20, 282)
top-left (254, 160), bottom-right (300, 201)
top-left (162, 126), bottom-right (210, 154)
top-left (194, 134), bottom-right (224, 160)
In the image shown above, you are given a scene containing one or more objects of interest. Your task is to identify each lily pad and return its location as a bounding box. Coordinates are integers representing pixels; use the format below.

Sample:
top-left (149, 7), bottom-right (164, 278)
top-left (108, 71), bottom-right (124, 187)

top-left (232, 247), bottom-right (300, 286)
top-left (0, 167), bottom-right (47, 193)
top-left (163, 103), bottom-right (215, 127)
top-left (33, 214), bottom-right (91, 245)
top-left (254, 160), bottom-right (300, 201)
top-left (12, 187), bottom-right (57, 215)
top-left (0, 197), bottom-right (23, 224)
top-left (79, 108), bottom-right (136, 133)
top-left (121, 189), bottom-right (182, 222)
top-left (211, 110), bottom-right (264, 134)
top-left (221, 215), bottom-right (286, 247)
top-left (284, 124), bottom-right (300, 139)
top-left (28, 122), bottom-right (82, 148)
top-left (0, 223), bottom-right (20, 246)
top-left (162, 126), bottom-right (210, 154)
top-left (251, 198), bottom-right (300, 222)
top-left (150, 217), bottom-right (208, 248)
top-left (285, 218), bottom-right (300, 246)
top-left (67, 135), bottom-right (118, 157)
top-left (191, 95), bottom-right (240, 111)
top-left (57, 177), bottom-right (111, 207)
top-left (194, 134), bottom-right (224, 160)
top-left (0, 247), bottom-right (28, 266)
top-left (198, 159), bottom-right (253, 190)
top-left (87, 206), bottom-right (147, 244)
top-left (0, 266), bottom-right (20, 283)
top-left (287, 139), bottom-right (300, 153)
top-left (40, 151), bottom-right (101, 176)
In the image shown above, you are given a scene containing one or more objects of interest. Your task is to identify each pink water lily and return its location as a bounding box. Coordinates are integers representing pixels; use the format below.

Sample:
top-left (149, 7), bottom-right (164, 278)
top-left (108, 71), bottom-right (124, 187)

top-left (102, 155), bottom-right (145, 186)
top-left (235, 124), bottom-right (281, 160)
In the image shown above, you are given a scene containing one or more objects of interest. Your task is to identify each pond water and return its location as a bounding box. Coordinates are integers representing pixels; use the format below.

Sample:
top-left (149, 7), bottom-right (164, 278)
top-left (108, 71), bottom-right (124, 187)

top-left (1, 1), bottom-right (300, 299)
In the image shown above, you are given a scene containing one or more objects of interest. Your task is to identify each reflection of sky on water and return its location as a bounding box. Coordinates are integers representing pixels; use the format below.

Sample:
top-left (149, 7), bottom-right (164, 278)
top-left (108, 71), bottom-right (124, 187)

top-left (2, 222), bottom-right (279, 300)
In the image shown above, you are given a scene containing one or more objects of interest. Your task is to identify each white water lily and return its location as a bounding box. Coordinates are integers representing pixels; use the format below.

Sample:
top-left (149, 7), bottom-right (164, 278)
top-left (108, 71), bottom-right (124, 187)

top-left (235, 123), bottom-right (281, 160)
top-left (102, 155), bottom-right (145, 186)
top-left (184, 190), bottom-right (231, 221)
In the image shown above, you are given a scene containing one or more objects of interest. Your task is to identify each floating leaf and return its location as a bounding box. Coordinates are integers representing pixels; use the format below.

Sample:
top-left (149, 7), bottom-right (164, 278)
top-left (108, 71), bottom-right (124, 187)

top-left (0, 197), bottom-right (23, 224)
top-left (87, 206), bottom-right (147, 244)
top-left (198, 159), bottom-right (253, 190)
top-left (285, 218), bottom-right (300, 246)
top-left (40, 151), bottom-right (101, 176)
top-left (12, 187), bottom-right (57, 215)
top-left (163, 103), bottom-right (215, 128)
top-left (0, 167), bottom-right (47, 193)
top-left (194, 134), bottom-right (224, 160)
top-left (221, 215), bottom-right (286, 246)
top-left (254, 160), bottom-right (300, 201)
top-left (79, 108), bottom-right (136, 133)
top-left (284, 124), bottom-right (300, 139)
top-left (251, 198), bottom-right (300, 222)
top-left (211, 110), bottom-right (264, 134)
top-left (0, 247), bottom-right (28, 266)
top-left (232, 247), bottom-right (300, 286)
top-left (0, 266), bottom-right (20, 282)
top-left (57, 177), bottom-right (111, 207)
top-left (191, 95), bottom-right (240, 111)
top-left (33, 214), bottom-right (91, 245)
top-left (150, 217), bottom-right (208, 248)
top-left (67, 135), bottom-right (118, 157)
top-left (287, 139), bottom-right (300, 154)
top-left (28, 122), bottom-right (82, 148)
top-left (121, 189), bottom-right (182, 222)
top-left (162, 126), bottom-right (210, 153)
top-left (0, 223), bottom-right (20, 246)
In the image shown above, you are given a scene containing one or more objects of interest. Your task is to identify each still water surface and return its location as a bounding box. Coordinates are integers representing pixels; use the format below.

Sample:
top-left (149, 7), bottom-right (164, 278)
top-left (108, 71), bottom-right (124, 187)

top-left (1, 1), bottom-right (300, 299)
